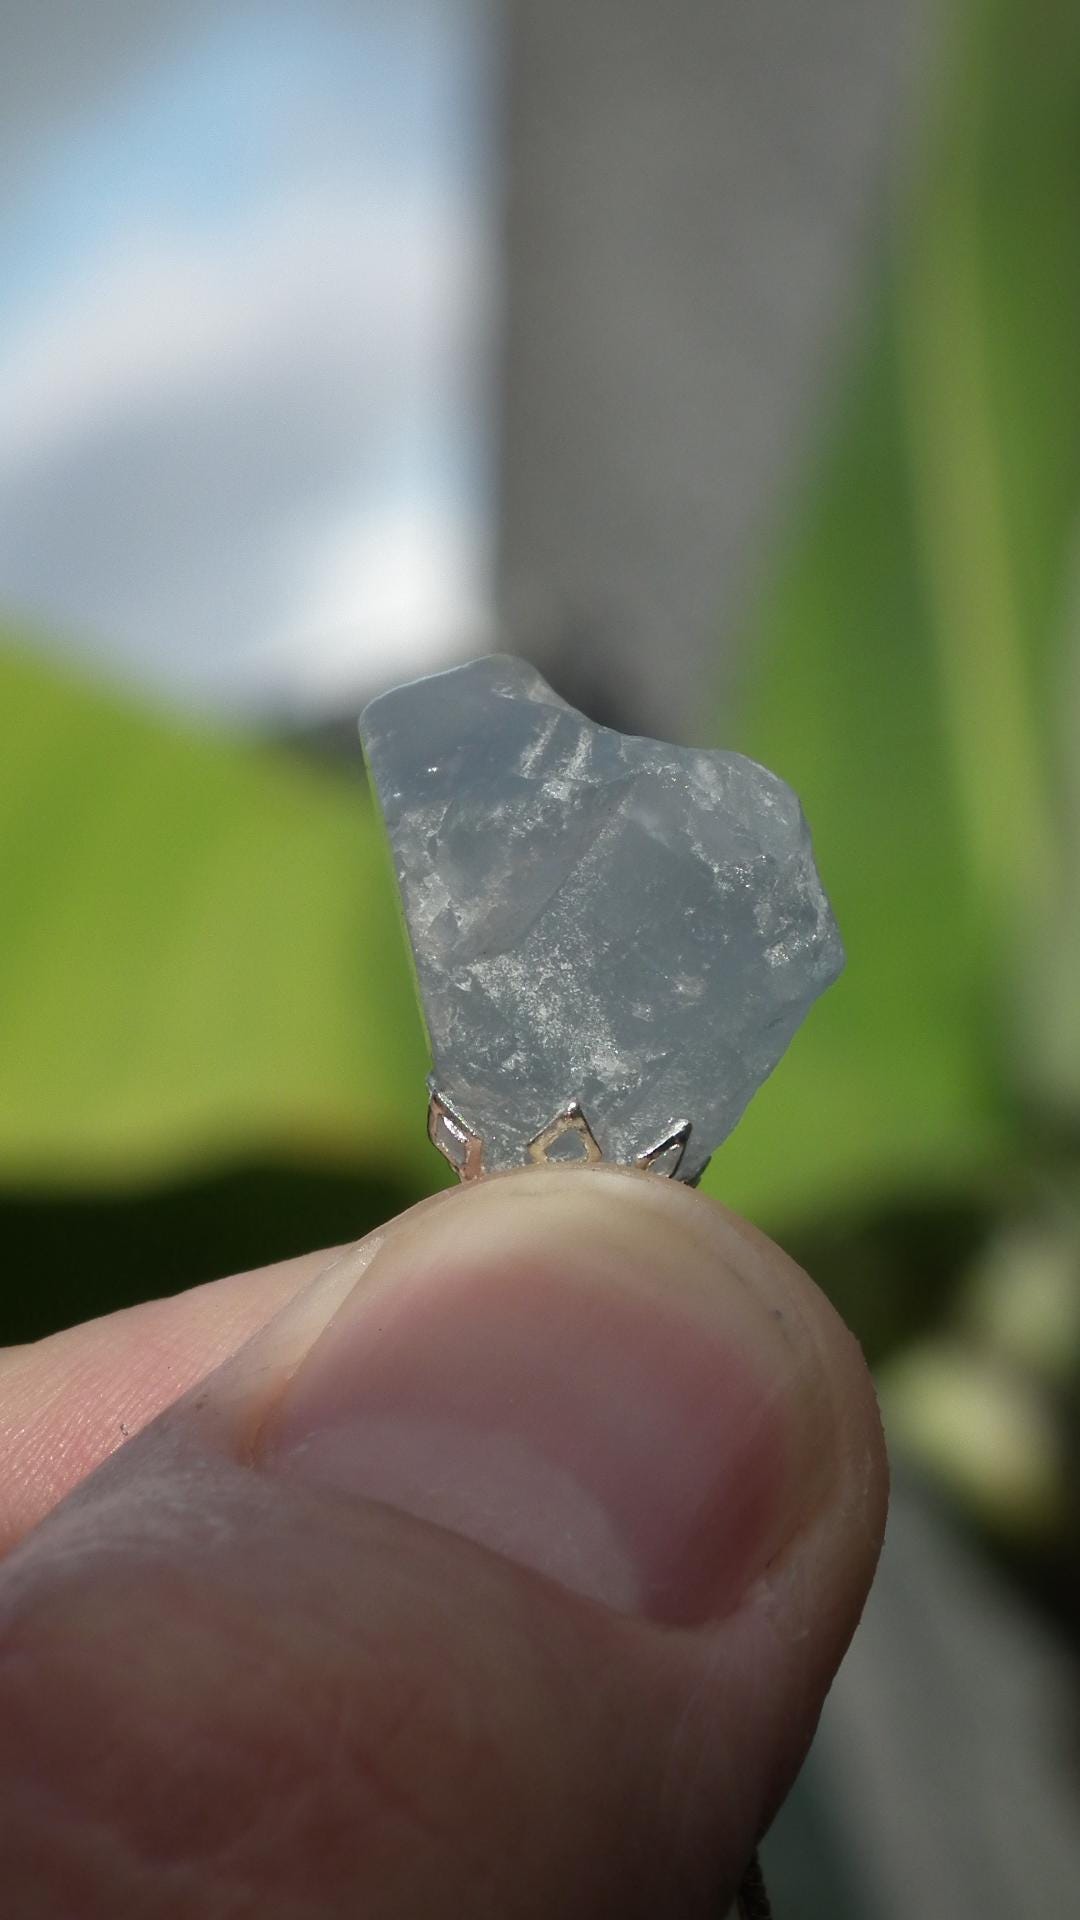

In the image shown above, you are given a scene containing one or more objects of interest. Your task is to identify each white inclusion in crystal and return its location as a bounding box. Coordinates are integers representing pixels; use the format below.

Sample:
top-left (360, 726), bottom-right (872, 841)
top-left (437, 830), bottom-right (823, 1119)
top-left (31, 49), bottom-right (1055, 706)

top-left (359, 653), bottom-right (844, 1183)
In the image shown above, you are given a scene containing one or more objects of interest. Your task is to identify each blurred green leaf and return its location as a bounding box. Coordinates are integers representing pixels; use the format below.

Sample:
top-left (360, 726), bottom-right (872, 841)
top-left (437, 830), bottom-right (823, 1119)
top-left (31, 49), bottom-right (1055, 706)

top-left (0, 639), bottom-right (434, 1191)
top-left (708, 0), bottom-right (1080, 1227)
top-left (1017, 596), bottom-right (1080, 1123)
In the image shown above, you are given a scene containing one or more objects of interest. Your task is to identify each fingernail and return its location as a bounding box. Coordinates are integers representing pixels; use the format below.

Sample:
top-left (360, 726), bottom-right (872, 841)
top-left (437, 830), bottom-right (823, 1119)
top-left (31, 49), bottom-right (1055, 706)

top-left (260, 1168), bottom-right (841, 1624)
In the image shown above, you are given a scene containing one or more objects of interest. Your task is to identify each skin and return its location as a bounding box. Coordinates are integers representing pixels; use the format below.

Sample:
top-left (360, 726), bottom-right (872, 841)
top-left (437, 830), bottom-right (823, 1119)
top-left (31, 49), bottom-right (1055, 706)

top-left (0, 1166), bottom-right (887, 1917)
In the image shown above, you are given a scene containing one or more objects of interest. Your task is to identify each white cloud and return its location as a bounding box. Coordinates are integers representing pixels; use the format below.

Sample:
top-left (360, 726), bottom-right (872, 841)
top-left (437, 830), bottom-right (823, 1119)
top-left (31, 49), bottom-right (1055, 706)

top-left (0, 19), bottom-right (494, 718)
top-left (257, 498), bottom-right (493, 711)
top-left (0, 185), bottom-right (483, 480)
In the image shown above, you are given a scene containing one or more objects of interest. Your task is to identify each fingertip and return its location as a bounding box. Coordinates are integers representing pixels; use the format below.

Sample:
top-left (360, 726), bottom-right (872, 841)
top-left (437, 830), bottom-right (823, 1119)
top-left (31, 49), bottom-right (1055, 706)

top-left (252, 1166), bottom-right (885, 1629)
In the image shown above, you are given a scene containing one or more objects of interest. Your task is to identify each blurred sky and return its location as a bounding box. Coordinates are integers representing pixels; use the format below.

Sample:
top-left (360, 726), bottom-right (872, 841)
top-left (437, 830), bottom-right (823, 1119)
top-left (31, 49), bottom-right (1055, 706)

top-left (0, 0), bottom-right (494, 719)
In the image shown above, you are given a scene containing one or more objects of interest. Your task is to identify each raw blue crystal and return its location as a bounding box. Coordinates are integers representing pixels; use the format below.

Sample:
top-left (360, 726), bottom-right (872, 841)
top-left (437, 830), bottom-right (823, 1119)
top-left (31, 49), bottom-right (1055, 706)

top-left (360, 654), bottom-right (843, 1183)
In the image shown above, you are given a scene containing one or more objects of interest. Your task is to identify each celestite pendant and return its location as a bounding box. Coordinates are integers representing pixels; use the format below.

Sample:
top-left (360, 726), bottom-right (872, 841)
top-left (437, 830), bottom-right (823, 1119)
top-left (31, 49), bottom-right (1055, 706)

top-left (359, 654), bottom-right (843, 1186)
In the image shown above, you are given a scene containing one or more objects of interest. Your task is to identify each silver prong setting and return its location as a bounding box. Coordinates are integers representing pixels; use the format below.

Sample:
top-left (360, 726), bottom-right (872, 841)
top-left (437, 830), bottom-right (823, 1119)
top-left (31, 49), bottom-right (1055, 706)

top-left (525, 1098), bottom-right (604, 1167)
top-left (428, 1085), bottom-right (699, 1184)
top-left (634, 1120), bottom-right (692, 1178)
top-left (427, 1081), bottom-right (484, 1182)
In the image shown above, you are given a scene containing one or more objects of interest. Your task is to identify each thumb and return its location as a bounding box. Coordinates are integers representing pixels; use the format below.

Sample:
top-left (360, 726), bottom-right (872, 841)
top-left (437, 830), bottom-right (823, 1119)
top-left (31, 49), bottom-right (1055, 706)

top-left (0, 1167), bottom-right (886, 1918)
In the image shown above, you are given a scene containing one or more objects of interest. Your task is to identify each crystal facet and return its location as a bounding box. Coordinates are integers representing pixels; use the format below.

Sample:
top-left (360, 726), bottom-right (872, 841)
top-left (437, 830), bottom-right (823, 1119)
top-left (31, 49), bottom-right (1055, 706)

top-left (360, 654), bottom-right (843, 1184)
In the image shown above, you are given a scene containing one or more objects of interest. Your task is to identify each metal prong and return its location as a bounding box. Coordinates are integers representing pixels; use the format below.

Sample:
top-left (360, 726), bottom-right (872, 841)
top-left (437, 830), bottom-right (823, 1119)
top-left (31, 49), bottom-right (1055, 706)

top-left (526, 1098), bottom-right (603, 1166)
top-left (427, 1082), bottom-right (484, 1182)
top-left (634, 1119), bottom-right (691, 1178)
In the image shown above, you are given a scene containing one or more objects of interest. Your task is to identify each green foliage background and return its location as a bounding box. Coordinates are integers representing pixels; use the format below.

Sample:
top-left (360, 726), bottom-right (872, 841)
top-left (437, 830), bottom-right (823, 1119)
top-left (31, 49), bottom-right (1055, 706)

top-left (2, 0), bottom-right (1078, 1564)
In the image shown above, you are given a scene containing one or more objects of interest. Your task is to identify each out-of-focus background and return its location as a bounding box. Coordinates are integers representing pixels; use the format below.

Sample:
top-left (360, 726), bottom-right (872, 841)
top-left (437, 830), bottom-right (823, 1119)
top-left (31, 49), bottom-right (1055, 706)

top-left (2, 1), bottom-right (1078, 1911)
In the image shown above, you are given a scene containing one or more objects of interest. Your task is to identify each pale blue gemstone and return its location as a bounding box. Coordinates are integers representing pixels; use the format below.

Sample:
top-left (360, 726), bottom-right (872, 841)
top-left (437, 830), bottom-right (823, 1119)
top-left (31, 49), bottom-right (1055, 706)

top-left (360, 654), bottom-right (843, 1183)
